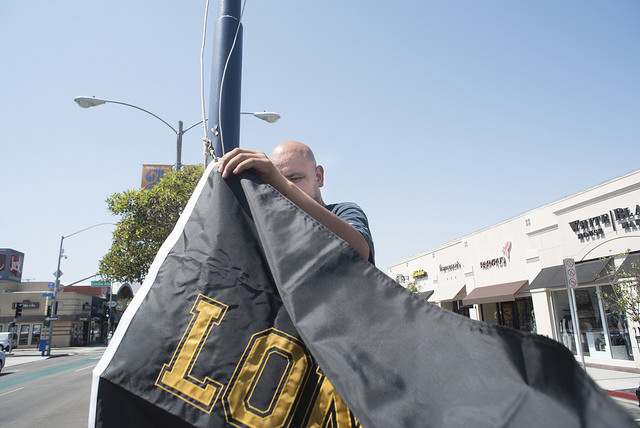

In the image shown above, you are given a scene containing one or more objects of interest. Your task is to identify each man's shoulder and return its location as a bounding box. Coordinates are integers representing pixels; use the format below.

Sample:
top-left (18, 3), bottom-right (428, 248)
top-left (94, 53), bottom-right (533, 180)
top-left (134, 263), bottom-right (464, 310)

top-left (325, 202), bottom-right (366, 215)
top-left (326, 202), bottom-right (375, 264)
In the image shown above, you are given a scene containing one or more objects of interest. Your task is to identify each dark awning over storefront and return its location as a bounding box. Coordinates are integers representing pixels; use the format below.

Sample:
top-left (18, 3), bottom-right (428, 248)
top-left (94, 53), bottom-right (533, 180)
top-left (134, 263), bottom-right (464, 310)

top-left (619, 252), bottom-right (640, 277)
top-left (527, 258), bottom-right (611, 291)
top-left (462, 280), bottom-right (528, 306)
top-left (419, 290), bottom-right (434, 300)
top-left (430, 284), bottom-right (466, 303)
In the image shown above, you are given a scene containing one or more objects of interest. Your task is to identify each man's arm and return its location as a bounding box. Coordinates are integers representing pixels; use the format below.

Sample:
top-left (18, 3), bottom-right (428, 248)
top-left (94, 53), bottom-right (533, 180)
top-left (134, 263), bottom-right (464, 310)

top-left (217, 149), bottom-right (371, 261)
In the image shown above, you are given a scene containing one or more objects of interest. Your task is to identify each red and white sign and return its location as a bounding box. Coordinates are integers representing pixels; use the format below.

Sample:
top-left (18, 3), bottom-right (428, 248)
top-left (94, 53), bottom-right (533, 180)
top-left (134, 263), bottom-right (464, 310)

top-left (563, 258), bottom-right (578, 289)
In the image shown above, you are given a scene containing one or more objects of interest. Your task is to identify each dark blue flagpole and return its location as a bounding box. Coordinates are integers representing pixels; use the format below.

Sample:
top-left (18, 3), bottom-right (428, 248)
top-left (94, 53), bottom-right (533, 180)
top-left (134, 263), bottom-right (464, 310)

top-left (208, 0), bottom-right (243, 159)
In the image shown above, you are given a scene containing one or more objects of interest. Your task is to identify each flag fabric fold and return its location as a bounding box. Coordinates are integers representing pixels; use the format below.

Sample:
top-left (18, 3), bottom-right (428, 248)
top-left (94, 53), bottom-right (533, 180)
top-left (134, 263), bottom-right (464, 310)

top-left (90, 163), bottom-right (635, 427)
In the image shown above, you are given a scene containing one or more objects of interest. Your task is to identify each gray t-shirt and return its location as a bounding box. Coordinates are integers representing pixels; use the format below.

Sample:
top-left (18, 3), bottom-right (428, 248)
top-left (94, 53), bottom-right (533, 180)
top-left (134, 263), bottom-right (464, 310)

top-left (325, 202), bottom-right (375, 264)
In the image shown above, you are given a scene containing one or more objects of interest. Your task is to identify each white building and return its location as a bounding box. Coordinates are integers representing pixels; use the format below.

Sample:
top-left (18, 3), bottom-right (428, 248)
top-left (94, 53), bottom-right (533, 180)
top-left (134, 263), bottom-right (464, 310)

top-left (388, 169), bottom-right (640, 369)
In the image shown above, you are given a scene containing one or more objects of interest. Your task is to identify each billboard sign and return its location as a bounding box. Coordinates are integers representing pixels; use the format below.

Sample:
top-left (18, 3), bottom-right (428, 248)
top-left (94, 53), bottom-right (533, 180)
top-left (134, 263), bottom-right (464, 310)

top-left (0, 249), bottom-right (24, 282)
top-left (141, 164), bottom-right (173, 190)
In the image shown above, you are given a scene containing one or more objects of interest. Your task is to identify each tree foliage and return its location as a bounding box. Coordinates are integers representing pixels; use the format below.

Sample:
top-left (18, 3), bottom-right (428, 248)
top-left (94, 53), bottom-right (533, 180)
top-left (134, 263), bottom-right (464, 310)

top-left (599, 251), bottom-right (640, 323)
top-left (98, 164), bottom-right (205, 283)
top-left (405, 280), bottom-right (421, 294)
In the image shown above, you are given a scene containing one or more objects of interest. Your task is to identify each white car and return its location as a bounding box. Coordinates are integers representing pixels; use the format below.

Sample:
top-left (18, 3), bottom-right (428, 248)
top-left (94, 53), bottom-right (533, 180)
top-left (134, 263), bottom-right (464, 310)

top-left (0, 332), bottom-right (17, 351)
top-left (0, 350), bottom-right (5, 373)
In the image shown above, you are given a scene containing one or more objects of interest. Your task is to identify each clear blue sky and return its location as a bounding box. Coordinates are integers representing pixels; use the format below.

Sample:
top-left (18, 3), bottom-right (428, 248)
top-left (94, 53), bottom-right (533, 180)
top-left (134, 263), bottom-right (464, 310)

top-left (2, 1), bottom-right (639, 284)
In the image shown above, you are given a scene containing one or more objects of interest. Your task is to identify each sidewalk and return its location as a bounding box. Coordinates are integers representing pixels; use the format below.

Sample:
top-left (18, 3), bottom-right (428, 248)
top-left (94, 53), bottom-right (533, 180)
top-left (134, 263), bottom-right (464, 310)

top-left (3, 344), bottom-right (107, 368)
top-left (3, 346), bottom-right (640, 404)
top-left (586, 363), bottom-right (640, 403)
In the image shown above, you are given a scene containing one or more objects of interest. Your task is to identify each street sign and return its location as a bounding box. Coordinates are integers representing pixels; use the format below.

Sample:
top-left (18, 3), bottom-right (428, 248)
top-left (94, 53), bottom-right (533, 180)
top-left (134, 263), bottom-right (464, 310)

top-left (46, 316), bottom-right (59, 321)
top-left (109, 301), bottom-right (117, 308)
top-left (91, 280), bottom-right (111, 287)
top-left (563, 258), bottom-right (578, 289)
top-left (48, 282), bottom-right (55, 289)
top-left (42, 293), bottom-right (54, 297)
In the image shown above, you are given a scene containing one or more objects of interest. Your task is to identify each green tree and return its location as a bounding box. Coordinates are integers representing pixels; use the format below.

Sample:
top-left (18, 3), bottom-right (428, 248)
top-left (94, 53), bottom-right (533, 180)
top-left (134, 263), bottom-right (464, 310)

top-left (98, 164), bottom-right (205, 283)
top-left (599, 251), bottom-right (640, 323)
top-left (405, 280), bottom-right (421, 294)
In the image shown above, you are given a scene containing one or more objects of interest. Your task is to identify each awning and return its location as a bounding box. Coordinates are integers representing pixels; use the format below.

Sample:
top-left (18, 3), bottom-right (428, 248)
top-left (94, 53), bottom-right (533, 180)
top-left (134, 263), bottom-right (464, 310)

top-left (462, 280), bottom-right (528, 306)
top-left (419, 290), bottom-right (434, 300)
top-left (619, 252), bottom-right (640, 277)
top-left (527, 258), bottom-right (611, 291)
top-left (430, 284), bottom-right (466, 303)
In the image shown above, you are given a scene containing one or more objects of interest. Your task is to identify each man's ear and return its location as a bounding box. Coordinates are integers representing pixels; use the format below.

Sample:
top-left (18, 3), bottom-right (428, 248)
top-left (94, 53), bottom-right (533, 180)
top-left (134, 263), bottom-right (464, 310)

top-left (315, 165), bottom-right (325, 188)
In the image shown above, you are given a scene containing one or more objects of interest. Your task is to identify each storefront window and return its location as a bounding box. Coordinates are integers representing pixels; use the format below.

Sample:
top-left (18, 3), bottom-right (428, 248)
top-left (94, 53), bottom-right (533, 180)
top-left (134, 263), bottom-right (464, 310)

top-left (452, 300), bottom-right (471, 318)
top-left (479, 298), bottom-right (535, 332)
top-left (601, 285), bottom-right (634, 361)
top-left (516, 298), bottom-right (536, 332)
top-left (551, 285), bottom-right (634, 361)
top-left (19, 324), bottom-right (30, 346)
top-left (31, 324), bottom-right (42, 346)
top-left (481, 303), bottom-right (499, 325)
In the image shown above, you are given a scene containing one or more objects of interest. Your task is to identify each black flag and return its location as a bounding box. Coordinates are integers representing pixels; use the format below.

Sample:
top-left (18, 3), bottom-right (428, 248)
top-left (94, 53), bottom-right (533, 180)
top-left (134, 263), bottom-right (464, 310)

top-left (90, 164), bottom-right (635, 427)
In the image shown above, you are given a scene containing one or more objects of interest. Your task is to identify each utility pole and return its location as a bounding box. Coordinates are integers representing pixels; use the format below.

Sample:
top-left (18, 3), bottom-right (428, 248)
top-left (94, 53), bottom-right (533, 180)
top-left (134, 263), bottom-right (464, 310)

top-left (209, 0), bottom-right (243, 159)
top-left (45, 235), bottom-right (64, 356)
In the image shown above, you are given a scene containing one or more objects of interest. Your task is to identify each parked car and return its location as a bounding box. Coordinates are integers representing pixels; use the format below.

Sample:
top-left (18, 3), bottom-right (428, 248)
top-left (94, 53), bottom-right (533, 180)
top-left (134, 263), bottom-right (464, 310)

top-left (0, 332), bottom-right (17, 351)
top-left (0, 349), bottom-right (5, 373)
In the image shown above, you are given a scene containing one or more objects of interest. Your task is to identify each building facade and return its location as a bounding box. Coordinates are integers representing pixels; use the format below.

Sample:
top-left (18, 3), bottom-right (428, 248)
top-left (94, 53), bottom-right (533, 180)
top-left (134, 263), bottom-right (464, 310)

top-left (388, 170), bottom-right (640, 369)
top-left (0, 280), bottom-right (135, 348)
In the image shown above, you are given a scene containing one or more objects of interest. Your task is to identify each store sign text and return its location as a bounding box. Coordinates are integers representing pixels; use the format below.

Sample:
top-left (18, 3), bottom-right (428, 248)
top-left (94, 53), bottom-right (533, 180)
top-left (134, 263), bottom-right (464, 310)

top-left (12, 301), bottom-right (39, 309)
top-left (439, 262), bottom-right (461, 272)
top-left (480, 241), bottom-right (512, 270)
top-left (480, 257), bottom-right (507, 269)
top-left (569, 205), bottom-right (640, 241)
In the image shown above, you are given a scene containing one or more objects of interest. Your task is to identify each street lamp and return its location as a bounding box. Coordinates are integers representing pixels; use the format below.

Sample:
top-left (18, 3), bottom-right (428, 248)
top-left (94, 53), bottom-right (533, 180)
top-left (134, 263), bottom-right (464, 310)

top-left (46, 222), bottom-right (115, 356)
top-left (74, 96), bottom-right (280, 170)
top-left (241, 111), bottom-right (281, 123)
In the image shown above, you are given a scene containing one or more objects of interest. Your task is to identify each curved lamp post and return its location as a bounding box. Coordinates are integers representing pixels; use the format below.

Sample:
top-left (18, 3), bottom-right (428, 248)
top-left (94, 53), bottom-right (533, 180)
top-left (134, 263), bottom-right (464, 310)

top-left (46, 222), bottom-right (116, 356)
top-left (74, 96), bottom-right (280, 170)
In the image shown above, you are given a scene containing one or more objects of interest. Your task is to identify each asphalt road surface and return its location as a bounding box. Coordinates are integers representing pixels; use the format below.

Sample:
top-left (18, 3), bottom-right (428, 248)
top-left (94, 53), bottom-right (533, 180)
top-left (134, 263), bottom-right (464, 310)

top-left (0, 348), bottom-right (104, 428)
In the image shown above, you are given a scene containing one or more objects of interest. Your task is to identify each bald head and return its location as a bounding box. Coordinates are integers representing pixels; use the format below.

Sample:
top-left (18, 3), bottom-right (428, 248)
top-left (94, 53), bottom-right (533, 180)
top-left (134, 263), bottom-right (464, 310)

top-left (269, 141), bottom-right (324, 204)
top-left (270, 141), bottom-right (317, 166)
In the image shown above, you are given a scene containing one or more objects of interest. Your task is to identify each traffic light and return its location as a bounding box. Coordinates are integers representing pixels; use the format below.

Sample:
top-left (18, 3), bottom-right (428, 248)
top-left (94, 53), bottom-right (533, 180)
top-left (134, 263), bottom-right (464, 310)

top-left (14, 303), bottom-right (23, 318)
top-left (46, 305), bottom-right (51, 317)
top-left (105, 307), bottom-right (110, 319)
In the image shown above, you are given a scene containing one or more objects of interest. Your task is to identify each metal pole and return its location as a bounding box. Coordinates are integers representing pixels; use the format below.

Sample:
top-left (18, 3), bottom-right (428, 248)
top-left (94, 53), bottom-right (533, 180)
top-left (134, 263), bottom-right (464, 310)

top-left (567, 288), bottom-right (586, 370)
top-left (176, 120), bottom-right (183, 171)
top-left (107, 286), bottom-right (113, 339)
top-left (46, 235), bottom-right (64, 356)
top-left (208, 0), bottom-right (243, 158)
top-left (44, 222), bottom-right (114, 355)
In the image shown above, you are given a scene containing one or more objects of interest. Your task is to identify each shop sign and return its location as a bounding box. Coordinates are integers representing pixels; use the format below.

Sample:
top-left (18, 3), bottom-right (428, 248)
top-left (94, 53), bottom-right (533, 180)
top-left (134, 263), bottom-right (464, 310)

top-left (480, 242), bottom-right (512, 270)
top-left (439, 262), bottom-right (461, 272)
top-left (568, 205), bottom-right (640, 241)
top-left (480, 257), bottom-right (507, 269)
top-left (12, 301), bottom-right (39, 309)
top-left (412, 269), bottom-right (427, 279)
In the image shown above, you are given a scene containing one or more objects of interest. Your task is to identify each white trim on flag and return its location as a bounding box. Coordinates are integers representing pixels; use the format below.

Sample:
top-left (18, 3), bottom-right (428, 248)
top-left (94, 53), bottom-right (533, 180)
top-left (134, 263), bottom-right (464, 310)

top-left (88, 162), bottom-right (218, 427)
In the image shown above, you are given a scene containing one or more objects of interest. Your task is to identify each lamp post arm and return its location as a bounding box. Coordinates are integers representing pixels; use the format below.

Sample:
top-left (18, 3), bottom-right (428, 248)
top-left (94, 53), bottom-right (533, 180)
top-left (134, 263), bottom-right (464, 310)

top-left (101, 100), bottom-right (178, 134)
top-left (63, 222), bottom-right (116, 240)
top-left (182, 119), bottom-right (205, 134)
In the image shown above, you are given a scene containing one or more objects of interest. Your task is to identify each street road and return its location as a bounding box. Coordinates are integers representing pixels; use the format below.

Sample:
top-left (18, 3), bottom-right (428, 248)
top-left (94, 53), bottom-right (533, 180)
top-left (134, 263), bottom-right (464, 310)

top-left (613, 395), bottom-right (640, 424)
top-left (0, 348), bottom-right (104, 428)
top-left (1, 346), bottom-right (640, 426)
